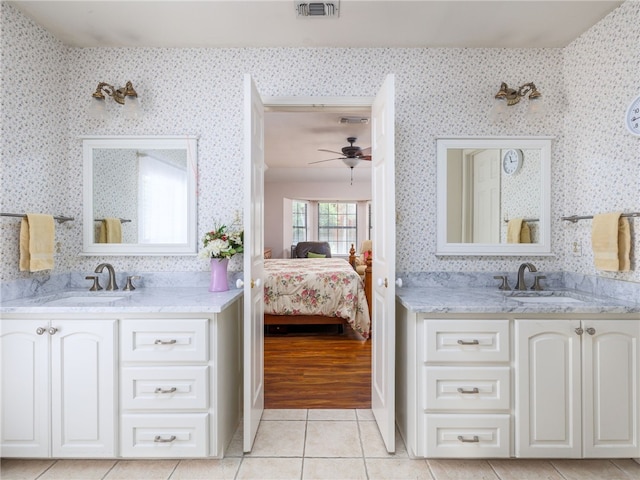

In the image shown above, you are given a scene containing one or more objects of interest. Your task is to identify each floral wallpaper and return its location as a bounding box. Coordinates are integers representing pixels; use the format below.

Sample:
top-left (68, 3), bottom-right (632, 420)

top-left (1, 1), bottom-right (638, 287)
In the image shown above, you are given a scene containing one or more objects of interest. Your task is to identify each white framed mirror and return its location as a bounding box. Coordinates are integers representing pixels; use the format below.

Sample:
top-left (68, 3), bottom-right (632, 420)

top-left (436, 136), bottom-right (552, 256)
top-left (81, 135), bottom-right (198, 255)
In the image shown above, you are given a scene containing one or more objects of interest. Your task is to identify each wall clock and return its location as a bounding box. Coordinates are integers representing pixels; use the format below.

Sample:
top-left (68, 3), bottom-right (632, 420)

top-left (625, 93), bottom-right (640, 136)
top-left (502, 149), bottom-right (523, 176)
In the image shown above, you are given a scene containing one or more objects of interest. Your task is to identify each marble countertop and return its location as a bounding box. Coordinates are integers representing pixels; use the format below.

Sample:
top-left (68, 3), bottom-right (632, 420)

top-left (396, 287), bottom-right (640, 315)
top-left (0, 287), bottom-right (243, 314)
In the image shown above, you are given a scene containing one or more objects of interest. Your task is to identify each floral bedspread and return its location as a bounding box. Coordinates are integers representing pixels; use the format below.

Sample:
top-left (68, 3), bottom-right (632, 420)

top-left (263, 258), bottom-right (370, 338)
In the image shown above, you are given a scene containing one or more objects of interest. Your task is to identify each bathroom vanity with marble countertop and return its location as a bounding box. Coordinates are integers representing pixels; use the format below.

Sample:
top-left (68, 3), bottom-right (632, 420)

top-left (0, 288), bottom-right (243, 459)
top-left (395, 287), bottom-right (640, 460)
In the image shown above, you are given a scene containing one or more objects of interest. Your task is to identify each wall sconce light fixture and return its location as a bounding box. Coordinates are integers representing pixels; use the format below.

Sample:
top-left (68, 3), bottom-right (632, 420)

top-left (89, 81), bottom-right (141, 120)
top-left (490, 81), bottom-right (544, 122)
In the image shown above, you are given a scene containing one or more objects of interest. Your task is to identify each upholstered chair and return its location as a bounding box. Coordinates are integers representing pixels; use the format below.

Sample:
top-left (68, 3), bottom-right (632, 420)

top-left (293, 241), bottom-right (332, 258)
top-left (355, 239), bottom-right (372, 277)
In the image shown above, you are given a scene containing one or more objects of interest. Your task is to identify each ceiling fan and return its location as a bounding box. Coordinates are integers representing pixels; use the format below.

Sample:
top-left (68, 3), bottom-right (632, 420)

top-left (309, 137), bottom-right (372, 168)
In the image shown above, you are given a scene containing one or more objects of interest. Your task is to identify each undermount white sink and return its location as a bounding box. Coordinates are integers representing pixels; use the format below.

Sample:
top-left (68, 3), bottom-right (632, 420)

top-left (512, 296), bottom-right (585, 304)
top-left (43, 295), bottom-right (127, 306)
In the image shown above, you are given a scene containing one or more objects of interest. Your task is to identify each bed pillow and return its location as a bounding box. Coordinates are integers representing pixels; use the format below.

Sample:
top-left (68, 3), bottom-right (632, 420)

top-left (307, 252), bottom-right (326, 258)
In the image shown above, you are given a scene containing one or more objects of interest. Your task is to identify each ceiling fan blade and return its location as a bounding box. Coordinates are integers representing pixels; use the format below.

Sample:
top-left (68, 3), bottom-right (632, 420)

top-left (360, 146), bottom-right (372, 154)
top-left (308, 157), bottom-right (345, 165)
top-left (359, 155), bottom-right (372, 161)
top-left (318, 148), bottom-right (343, 155)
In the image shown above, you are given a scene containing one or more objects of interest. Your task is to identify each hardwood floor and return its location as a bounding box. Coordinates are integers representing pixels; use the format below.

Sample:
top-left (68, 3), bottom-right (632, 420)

top-left (264, 324), bottom-right (372, 409)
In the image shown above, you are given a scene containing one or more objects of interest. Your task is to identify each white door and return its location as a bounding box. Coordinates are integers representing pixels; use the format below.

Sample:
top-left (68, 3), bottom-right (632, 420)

top-left (583, 320), bottom-right (640, 458)
top-left (371, 74), bottom-right (396, 453)
top-left (472, 149), bottom-right (500, 243)
top-left (243, 73), bottom-right (265, 452)
top-left (515, 319), bottom-right (582, 458)
top-left (51, 320), bottom-right (116, 457)
top-left (0, 320), bottom-right (49, 457)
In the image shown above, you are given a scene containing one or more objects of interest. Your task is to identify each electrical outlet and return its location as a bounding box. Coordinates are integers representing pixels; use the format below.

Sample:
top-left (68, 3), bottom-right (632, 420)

top-left (572, 240), bottom-right (582, 257)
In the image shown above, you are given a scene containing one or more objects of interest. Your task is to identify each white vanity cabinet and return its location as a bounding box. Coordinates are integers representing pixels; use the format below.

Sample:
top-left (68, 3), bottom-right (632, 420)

top-left (0, 318), bottom-right (116, 458)
top-left (396, 301), bottom-right (640, 460)
top-left (119, 308), bottom-right (242, 458)
top-left (396, 309), bottom-right (512, 458)
top-left (515, 318), bottom-right (640, 458)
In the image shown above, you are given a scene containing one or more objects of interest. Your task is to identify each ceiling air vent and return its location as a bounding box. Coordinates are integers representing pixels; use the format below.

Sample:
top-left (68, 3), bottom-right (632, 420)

top-left (295, 2), bottom-right (340, 17)
top-left (339, 117), bottom-right (369, 125)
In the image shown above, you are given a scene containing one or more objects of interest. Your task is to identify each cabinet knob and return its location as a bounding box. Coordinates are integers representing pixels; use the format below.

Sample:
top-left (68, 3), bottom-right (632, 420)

top-left (575, 327), bottom-right (584, 335)
top-left (154, 435), bottom-right (176, 443)
top-left (48, 327), bottom-right (58, 335)
top-left (36, 327), bottom-right (47, 335)
top-left (586, 327), bottom-right (596, 336)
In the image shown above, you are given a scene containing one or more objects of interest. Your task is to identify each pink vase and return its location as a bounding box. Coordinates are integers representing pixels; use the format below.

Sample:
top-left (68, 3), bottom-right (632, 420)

top-left (209, 258), bottom-right (229, 292)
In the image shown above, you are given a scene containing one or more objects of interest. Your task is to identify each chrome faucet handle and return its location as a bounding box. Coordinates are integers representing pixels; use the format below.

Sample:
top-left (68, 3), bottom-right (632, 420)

top-left (85, 275), bottom-right (103, 291)
top-left (531, 275), bottom-right (546, 291)
top-left (493, 275), bottom-right (511, 291)
top-left (123, 275), bottom-right (141, 291)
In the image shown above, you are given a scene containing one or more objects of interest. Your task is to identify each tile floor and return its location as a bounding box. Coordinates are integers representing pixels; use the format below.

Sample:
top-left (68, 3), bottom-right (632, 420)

top-left (2, 409), bottom-right (640, 480)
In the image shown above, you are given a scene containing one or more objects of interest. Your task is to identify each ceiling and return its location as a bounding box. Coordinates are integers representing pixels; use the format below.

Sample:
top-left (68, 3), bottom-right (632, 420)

top-left (9, 1), bottom-right (622, 183)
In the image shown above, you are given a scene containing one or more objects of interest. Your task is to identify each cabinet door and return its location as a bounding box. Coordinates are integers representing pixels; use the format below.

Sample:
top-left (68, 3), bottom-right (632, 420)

top-left (0, 320), bottom-right (50, 457)
top-left (583, 320), bottom-right (640, 458)
top-left (515, 319), bottom-right (582, 458)
top-left (50, 320), bottom-right (116, 457)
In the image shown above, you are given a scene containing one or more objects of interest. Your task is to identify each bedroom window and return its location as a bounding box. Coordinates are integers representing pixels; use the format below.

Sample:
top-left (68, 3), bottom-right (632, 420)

top-left (318, 202), bottom-right (357, 255)
top-left (292, 200), bottom-right (308, 244)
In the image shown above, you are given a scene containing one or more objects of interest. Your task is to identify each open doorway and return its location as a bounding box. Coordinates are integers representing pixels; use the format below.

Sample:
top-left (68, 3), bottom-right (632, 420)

top-left (244, 75), bottom-right (396, 453)
top-left (263, 105), bottom-right (373, 408)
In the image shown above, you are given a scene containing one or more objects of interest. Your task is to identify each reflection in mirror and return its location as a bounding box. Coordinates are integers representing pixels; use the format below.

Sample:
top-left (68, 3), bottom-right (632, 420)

top-left (82, 136), bottom-right (198, 255)
top-left (436, 137), bottom-right (552, 256)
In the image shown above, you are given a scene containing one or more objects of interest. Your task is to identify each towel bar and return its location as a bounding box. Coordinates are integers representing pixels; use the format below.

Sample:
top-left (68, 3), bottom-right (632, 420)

top-left (562, 212), bottom-right (640, 223)
top-left (504, 217), bottom-right (539, 223)
top-left (94, 218), bottom-right (132, 223)
top-left (1, 212), bottom-right (74, 224)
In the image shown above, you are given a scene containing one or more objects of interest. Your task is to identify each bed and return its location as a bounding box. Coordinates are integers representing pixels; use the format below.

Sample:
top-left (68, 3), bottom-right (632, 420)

top-left (263, 257), bottom-right (371, 339)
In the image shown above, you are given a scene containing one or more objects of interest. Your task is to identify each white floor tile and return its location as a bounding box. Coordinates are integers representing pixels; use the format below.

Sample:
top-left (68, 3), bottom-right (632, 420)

top-left (104, 460), bottom-right (178, 479)
top-left (307, 409), bottom-right (357, 421)
top-left (0, 459), bottom-right (56, 480)
top-left (38, 459), bottom-right (117, 480)
top-left (247, 420), bottom-right (306, 457)
top-left (262, 409), bottom-right (308, 421)
top-left (428, 459), bottom-right (499, 480)
top-left (236, 457), bottom-right (302, 480)
top-left (356, 409), bottom-right (375, 421)
top-left (169, 458), bottom-right (241, 480)
top-left (305, 420), bottom-right (362, 457)
top-left (302, 457), bottom-right (367, 480)
top-left (366, 458), bottom-right (434, 480)
top-left (550, 459), bottom-right (633, 480)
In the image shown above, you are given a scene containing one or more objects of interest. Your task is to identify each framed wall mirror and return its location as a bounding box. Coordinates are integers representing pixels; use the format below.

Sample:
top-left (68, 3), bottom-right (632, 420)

top-left (436, 136), bottom-right (552, 256)
top-left (81, 135), bottom-right (198, 255)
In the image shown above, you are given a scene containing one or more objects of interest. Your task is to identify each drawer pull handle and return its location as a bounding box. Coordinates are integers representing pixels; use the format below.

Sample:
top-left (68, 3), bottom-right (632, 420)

top-left (154, 339), bottom-right (177, 345)
top-left (457, 387), bottom-right (480, 394)
top-left (457, 435), bottom-right (480, 443)
top-left (154, 387), bottom-right (177, 394)
top-left (154, 435), bottom-right (176, 443)
top-left (457, 339), bottom-right (479, 345)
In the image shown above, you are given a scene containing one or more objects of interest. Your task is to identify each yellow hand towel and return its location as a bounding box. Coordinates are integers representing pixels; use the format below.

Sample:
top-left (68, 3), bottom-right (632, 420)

top-left (520, 221), bottom-right (531, 244)
top-left (98, 218), bottom-right (122, 243)
top-left (592, 212), bottom-right (630, 272)
top-left (19, 214), bottom-right (55, 272)
top-left (507, 218), bottom-right (523, 243)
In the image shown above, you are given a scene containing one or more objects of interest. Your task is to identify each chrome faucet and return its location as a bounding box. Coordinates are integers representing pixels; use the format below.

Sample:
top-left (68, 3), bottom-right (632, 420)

top-left (515, 262), bottom-right (537, 290)
top-left (95, 263), bottom-right (118, 291)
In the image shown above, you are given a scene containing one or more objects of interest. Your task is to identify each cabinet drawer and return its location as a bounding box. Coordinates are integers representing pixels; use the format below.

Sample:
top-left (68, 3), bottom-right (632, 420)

top-left (121, 319), bottom-right (208, 363)
top-left (121, 366), bottom-right (209, 411)
top-left (120, 414), bottom-right (208, 458)
top-left (424, 366), bottom-right (510, 411)
top-left (423, 414), bottom-right (510, 458)
top-left (423, 320), bottom-right (509, 363)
